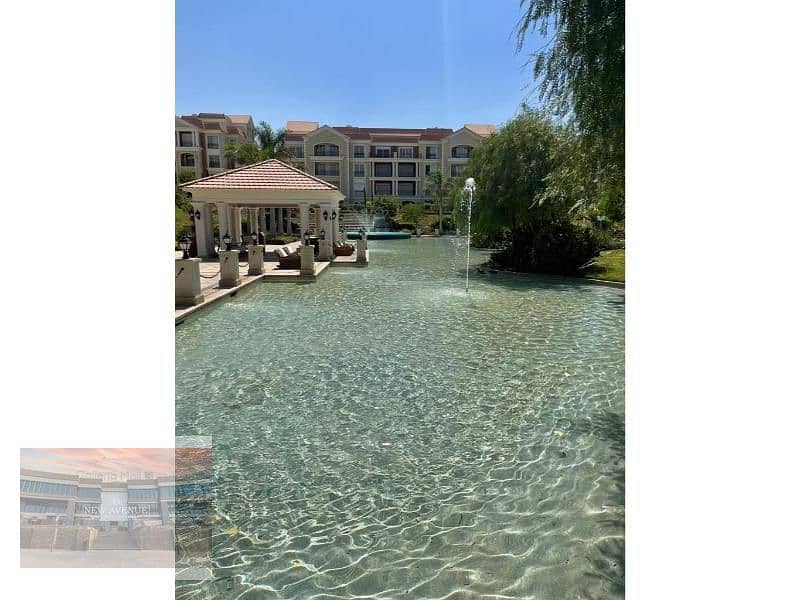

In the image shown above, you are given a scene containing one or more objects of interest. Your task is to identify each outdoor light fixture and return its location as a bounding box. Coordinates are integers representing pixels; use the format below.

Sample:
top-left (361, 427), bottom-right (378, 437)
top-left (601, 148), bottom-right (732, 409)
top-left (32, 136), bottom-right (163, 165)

top-left (188, 207), bottom-right (201, 220)
top-left (251, 232), bottom-right (258, 245)
top-left (464, 177), bottom-right (476, 192)
top-left (320, 229), bottom-right (326, 240)
top-left (304, 230), bottom-right (311, 245)
top-left (179, 234), bottom-right (191, 259)
top-left (323, 210), bottom-right (329, 221)
top-left (331, 210), bottom-right (337, 221)
top-left (222, 232), bottom-right (232, 251)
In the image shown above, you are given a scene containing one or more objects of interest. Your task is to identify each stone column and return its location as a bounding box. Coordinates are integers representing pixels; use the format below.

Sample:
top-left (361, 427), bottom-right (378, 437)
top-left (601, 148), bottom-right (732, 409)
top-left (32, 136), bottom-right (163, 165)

top-left (260, 208), bottom-right (268, 238)
top-left (332, 207), bottom-right (340, 242)
top-left (248, 244), bottom-right (264, 276)
top-left (176, 258), bottom-right (204, 307)
top-left (193, 203), bottom-right (214, 258)
top-left (323, 205), bottom-right (334, 245)
top-left (219, 251), bottom-right (241, 288)
top-left (299, 203), bottom-right (310, 242)
top-left (217, 203), bottom-right (229, 251)
top-left (249, 208), bottom-right (259, 238)
top-left (231, 207), bottom-right (243, 245)
top-left (315, 206), bottom-right (322, 235)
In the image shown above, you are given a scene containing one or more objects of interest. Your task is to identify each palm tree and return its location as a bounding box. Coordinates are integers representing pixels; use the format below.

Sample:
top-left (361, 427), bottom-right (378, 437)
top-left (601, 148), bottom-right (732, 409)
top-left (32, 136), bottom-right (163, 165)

top-left (424, 168), bottom-right (452, 233)
top-left (254, 121), bottom-right (289, 160)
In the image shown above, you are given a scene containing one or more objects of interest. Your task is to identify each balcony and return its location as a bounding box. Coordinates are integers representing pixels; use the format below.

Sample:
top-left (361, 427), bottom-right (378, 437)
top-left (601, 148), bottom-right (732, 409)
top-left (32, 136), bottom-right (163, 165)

top-left (397, 163), bottom-right (416, 178)
top-left (369, 147), bottom-right (420, 159)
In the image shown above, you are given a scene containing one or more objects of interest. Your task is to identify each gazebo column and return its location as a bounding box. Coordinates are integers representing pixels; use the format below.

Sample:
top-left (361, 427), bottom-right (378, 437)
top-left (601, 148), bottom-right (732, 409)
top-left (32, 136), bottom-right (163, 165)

top-left (319, 203), bottom-right (334, 260)
top-left (332, 206), bottom-right (340, 242)
top-left (260, 208), bottom-right (268, 238)
top-left (217, 203), bottom-right (229, 249)
top-left (249, 208), bottom-right (259, 239)
top-left (315, 206), bottom-right (322, 234)
top-left (299, 203), bottom-right (310, 243)
top-left (231, 207), bottom-right (243, 245)
top-left (193, 203), bottom-right (214, 258)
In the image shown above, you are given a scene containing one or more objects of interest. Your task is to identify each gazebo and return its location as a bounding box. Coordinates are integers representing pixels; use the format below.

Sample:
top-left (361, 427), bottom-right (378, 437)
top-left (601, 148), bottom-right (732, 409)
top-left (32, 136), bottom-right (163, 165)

top-left (181, 159), bottom-right (346, 259)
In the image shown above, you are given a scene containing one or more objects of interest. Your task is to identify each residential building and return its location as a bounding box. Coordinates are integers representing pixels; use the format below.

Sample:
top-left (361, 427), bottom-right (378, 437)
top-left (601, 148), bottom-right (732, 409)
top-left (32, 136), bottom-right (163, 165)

top-left (176, 113), bottom-right (255, 178)
top-left (284, 121), bottom-right (495, 202)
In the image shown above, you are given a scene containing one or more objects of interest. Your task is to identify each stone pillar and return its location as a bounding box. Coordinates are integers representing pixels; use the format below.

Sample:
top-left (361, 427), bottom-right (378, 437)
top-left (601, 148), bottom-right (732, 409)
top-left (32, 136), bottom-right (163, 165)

top-left (318, 239), bottom-right (332, 261)
top-left (219, 251), bottom-right (241, 288)
top-left (357, 231), bottom-right (367, 263)
top-left (300, 245), bottom-right (315, 276)
top-left (299, 203), bottom-right (310, 242)
top-left (217, 203), bottom-right (229, 252)
top-left (322, 205), bottom-right (334, 246)
top-left (332, 208), bottom-right (340, 242)
top-left (175, 258), bottom-right (204, 307)
top-left (315, 206), bottom-right (322, 234)
top-left (248, 244), bottom-right (264, 275)
top-left (260, 208), bottom-right (268, 238)
top-left (232, 207), bottom-right (243, 245)
top-left (193, 203), bottom-right (214, 258)
top-left (249, 208), bottom-right (259, 237)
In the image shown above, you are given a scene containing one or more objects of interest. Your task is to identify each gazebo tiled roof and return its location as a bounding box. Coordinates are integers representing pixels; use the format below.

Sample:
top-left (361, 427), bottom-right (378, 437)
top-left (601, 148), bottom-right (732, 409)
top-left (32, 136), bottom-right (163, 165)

top-left (180, 159), bottom-right (338, 191)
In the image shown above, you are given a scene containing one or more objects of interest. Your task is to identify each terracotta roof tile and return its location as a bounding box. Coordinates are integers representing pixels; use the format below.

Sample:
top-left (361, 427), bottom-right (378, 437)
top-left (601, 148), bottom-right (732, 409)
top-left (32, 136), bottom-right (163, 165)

top-left (180, 159), bottom-right (338, 191)
top-left (464, 124), bottom-right (496, 136)
top-left (286, 120), bottom-right (319, 133)
top-left (228, 115), bottom-right (252, 125)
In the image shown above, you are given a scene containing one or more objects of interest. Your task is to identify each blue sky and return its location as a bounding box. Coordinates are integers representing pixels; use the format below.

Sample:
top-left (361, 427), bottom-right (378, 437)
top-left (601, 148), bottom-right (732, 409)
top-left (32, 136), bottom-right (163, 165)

top-left (176, 0), bottom-right (544, 130)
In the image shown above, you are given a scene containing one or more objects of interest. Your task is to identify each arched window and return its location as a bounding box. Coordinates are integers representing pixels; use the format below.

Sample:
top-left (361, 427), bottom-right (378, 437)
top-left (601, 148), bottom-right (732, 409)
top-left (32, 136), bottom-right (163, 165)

top-left (314, 143), bottom-right (339, 157)
top-left (451, 145), bottom-right (473, 159)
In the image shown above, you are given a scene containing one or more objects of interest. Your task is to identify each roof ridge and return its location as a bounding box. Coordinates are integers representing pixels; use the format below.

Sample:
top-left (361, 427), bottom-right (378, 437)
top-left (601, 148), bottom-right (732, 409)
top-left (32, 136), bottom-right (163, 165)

top-left (179, 158), bottom-right (338, 191)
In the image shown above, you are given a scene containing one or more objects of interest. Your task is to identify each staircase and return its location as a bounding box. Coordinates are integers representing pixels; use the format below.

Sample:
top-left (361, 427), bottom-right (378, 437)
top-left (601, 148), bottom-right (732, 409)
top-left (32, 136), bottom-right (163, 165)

top-left (92, 529), bottom-right (139, 550)
top-left (339, 209), bottom-right (372, 232)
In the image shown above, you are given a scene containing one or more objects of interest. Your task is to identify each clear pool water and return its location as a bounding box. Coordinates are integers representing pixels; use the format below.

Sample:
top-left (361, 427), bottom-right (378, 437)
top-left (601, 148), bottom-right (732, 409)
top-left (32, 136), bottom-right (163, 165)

top-left (175, 237), bottom-right (624, 599)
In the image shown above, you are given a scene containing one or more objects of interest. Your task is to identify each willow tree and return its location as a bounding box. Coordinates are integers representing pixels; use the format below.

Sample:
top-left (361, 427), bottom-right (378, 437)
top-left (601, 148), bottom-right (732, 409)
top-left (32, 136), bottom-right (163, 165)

top-left (467, 111), bottom-right (595, 273)
top-left (516, 0), bottom-right (624, 220)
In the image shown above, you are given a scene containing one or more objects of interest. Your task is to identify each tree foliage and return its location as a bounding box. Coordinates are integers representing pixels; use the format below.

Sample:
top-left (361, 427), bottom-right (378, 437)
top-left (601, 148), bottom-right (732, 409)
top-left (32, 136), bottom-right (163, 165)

top-left (516, 0), bottom-right (624, 220)
top-left (466, 112), bottom-right (598, 273)
top-left (424, 169), bottom-right (453, 230)
top-left (223, 121), bottom-right (290, 167)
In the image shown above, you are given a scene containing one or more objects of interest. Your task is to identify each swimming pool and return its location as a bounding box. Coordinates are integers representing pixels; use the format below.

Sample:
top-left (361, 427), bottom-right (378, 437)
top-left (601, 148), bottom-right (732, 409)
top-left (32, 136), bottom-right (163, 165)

top-left (175, 237), bottom-right (624, 599)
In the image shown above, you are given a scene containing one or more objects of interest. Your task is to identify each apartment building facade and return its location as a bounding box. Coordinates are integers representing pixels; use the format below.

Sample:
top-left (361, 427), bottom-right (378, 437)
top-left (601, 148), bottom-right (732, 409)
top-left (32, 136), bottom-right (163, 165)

top-left (176, 113), bottom-right (255, 178)
top-left (283, 121), bottom-right (495, 202)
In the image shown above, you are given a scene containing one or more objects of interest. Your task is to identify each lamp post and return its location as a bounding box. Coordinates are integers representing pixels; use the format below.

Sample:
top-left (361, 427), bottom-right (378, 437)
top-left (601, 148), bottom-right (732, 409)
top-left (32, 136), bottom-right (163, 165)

top-left (179, 234), bottom-right (191, 260)
top-left (250, 232), bottom-right (258, 246)
top-left (222, 232), bottom-right (232, 252)
top-left (463, 177), bottom-right (476, 293)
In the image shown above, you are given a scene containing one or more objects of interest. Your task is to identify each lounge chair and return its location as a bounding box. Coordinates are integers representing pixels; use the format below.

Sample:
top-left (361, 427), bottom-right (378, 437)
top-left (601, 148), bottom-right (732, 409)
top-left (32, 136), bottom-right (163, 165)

top-left (333, 241), bottom-right (355, 256)
top-left (274, 246), bottom-right (301, 269)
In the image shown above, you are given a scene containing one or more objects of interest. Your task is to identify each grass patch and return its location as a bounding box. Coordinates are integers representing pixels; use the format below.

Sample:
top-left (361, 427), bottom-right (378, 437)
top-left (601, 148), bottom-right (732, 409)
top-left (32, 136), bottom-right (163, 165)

top-left (580, 249), bottom-right (625, 282)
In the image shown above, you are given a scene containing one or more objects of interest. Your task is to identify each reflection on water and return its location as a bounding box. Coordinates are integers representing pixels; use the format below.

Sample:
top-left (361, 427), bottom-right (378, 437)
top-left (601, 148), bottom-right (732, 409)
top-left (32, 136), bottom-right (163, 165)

top-left (176, 238), bottom-right (625, 599)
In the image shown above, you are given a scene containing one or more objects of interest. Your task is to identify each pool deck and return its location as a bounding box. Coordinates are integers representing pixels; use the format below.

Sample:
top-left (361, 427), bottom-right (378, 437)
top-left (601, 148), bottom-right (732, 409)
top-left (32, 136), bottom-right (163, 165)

top-left (176, 243), bottom-right (368, 323)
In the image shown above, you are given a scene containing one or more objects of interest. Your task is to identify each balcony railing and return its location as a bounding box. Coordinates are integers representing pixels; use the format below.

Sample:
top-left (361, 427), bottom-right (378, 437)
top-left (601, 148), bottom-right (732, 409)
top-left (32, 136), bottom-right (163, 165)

top-left (314, 150), bottom-right (340, 157)
top-left (369, 147), bottom-right (420, 159)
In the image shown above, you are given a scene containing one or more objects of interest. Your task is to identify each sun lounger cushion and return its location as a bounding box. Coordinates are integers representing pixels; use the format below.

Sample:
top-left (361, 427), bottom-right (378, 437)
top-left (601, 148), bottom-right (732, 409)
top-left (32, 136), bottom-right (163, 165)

top-left (274, 247), bottom-right (287, 258)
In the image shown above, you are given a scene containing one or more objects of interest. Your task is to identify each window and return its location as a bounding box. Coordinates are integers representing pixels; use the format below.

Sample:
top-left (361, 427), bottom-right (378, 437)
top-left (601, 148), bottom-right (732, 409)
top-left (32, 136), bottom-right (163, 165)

top-left (180, 153), bottom-right (195, 167)
top-left (353, 182), bottom-right (365, 194)
top-left (398, 182), bottom-right (416, 196)
top-left (129, 488), bottom-right (158, 502)
top-left (398, 163), bottom-right (416, 178)
top-left (207, 135), bottom-right (219, 149)
top-left (425, 146), bottom-right (439, 159)
top-left (353, 145), bottom-right (365, 158)
top-left (398, 147), bottom-right (413, 158)
top-left (160, 486), bottom-right (176, 499)
top-left (374, 181), bottom-right (393, 195)
top-left (78, 487), bottom-right (101, 499)
top-left (374, 146), bottom-right (391, 158)
top-left (314, 143), bottom-right (339, 157)
top-left (288, 145), bottom-right (304, 158)
top-left (21, 500), bottom-right (68, 514)
top-left (178, 131), bottom-right (194, 147)
top-left (451, 164), bottom-right (466, 177)
top-left (425, 164), bottom-right (439, 175)
top-left (315, 162), bottom-right (339, 177)
top-left (208, 155), bottom-right (221, 168)
top-left (451, 145), bottom-right (473, 158)
top-left (353, 163), bottom-right (365, 178)
top-left (20, 480), bottom-right (77, 496)
top-left (373, 163), bottom-right (392, 177)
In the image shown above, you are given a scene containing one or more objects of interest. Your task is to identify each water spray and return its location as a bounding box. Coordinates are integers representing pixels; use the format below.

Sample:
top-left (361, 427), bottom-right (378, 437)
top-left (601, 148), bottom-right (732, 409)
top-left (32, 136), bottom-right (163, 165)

top-left (463, 177), bottom-right (476, 293)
